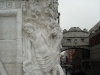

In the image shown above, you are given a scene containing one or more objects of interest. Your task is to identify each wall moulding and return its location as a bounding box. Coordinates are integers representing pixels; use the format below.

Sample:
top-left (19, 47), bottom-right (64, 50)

top-left (0, 10), bottom-right (17, 16)
top-left (0, 1), bottom-right (22, 9)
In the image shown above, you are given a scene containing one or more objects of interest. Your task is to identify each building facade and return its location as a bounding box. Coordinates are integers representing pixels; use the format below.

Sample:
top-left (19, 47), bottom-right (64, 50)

top-left (68, 49), bottom-right (75, 63)
top-left (61, 27), bottom-right (90, 75)
top-left (72, 48), bottom-right (90, 71)
top-left (62, 27), bottom-right (89, 50)
top-left (89, 21), bottom-right (100, 75)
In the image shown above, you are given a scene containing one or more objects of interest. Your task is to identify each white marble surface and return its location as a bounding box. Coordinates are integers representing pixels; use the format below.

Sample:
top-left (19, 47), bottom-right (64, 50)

top-left (0, 0), bottom-right (64, 75)
top-left (22, 0), bottom-right (64, 75)
top-left (0, 1), bottom-right (22, 75)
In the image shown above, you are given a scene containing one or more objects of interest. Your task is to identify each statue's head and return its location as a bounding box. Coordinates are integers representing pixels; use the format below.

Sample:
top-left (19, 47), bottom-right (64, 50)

top-left (23, 23), bottom-right (34, 34)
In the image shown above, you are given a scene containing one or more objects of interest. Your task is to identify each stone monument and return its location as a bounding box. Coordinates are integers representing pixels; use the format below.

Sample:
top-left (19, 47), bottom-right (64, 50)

top-left (0, 0), bottom-right (64, 75)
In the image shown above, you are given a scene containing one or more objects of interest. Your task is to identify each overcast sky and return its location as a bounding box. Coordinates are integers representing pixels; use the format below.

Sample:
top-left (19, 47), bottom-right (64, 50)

top-left (58, 0), bottom-right (100, 31)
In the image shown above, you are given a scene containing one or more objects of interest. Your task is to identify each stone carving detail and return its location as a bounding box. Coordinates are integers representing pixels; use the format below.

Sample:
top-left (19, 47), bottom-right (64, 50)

top-left (23, 23), bottom-right (64, 75)
top-left (15, 2), bottom-right (21, 8)
top-left (22, 1), bottom-right (26, 13)
top-left (22, 0), bottom-right (64, 75)
top-left (0, 1), bottom-right (22, 9)
top-left (6, 2), bottom-right (12, 8)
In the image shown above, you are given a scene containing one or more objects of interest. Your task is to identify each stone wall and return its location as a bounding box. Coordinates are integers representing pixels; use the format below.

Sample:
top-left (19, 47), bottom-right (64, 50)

top-left (0, 1), bottom-right (22, 75)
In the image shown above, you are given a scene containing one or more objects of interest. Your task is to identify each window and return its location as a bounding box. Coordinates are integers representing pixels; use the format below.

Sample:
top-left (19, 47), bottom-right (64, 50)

top-left (67, 39), bottom-right (71, 43)
top-left (81, 38), bottom-right (84, 42)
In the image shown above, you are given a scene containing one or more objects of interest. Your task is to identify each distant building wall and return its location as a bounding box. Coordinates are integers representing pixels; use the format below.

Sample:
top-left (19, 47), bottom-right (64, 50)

top-left (72, 49), bottom-right (90, 71)
top-left (67, 49), bottom-right (75, 63)
top-left (62, 27), bottom-right (89, 50)
top-left (89, 21), bottom-right (100, 75)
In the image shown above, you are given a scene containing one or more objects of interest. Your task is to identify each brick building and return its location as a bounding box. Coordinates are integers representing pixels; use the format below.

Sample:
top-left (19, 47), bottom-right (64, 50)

top-left (67, 49), bottom-right (75, 63)
top-left (89, 21), bottom-right (100, 75)
top-left (72, 48), bottom-right (90, 70)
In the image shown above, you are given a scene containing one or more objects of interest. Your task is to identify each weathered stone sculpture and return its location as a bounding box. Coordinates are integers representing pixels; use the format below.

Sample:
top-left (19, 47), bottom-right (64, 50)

top-left (22, 0), bottom-right (64, 75)
top-left (0, 0), bottom-right (64, 75)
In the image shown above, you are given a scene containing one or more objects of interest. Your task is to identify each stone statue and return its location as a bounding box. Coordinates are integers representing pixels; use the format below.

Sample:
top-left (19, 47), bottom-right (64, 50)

top-left (0, 0), bottom-right (63, 75)
top-left (22, 0), bottom-right (64, 75)
top-left (23, 23), bottom-right (64, 75)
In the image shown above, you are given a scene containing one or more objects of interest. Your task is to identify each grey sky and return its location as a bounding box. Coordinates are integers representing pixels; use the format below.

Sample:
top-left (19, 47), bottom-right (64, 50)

top-left (58, 0), bottom-right (100, 31)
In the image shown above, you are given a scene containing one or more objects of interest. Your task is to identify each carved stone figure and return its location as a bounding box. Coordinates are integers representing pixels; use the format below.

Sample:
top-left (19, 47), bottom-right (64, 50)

top-left (22, 0), bottom-right (64, 75)
top-left (23, 23), bottom-right (64, 75)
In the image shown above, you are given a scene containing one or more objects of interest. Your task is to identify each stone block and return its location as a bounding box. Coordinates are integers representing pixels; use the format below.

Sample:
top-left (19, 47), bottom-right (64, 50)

top-left (0, 16), bottom-right (16, 40)
top-left (0, 40), bottom-right (17, 63)
top-left (5, 63), bottom-right (16, 75)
